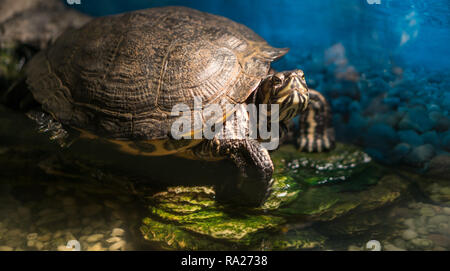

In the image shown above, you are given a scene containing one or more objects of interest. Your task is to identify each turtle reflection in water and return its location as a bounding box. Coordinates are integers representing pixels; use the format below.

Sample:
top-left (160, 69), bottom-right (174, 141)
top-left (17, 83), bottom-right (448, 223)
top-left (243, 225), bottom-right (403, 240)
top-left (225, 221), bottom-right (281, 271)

top-left (4, 6), bottom-right (335, 206)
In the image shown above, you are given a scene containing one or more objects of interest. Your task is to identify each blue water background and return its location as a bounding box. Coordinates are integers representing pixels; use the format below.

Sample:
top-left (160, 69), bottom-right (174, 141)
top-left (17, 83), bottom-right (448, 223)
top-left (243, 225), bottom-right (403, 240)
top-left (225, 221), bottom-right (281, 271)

top-left (70, 0), bottom-right (450, 71)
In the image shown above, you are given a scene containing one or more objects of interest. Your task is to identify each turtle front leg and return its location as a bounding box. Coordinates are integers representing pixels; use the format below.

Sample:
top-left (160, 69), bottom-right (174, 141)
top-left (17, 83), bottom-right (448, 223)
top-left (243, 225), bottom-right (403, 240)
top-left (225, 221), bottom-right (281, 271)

top-left (296, 89), bottom-right (335, 152)
top-left (189, 138), bottom-right (274, 207)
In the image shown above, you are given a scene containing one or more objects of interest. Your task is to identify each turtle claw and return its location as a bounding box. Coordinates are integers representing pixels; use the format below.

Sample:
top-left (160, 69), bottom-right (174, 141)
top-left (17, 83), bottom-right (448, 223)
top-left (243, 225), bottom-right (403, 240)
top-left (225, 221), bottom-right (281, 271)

top-left (297, 134), bottom-right (335, 153)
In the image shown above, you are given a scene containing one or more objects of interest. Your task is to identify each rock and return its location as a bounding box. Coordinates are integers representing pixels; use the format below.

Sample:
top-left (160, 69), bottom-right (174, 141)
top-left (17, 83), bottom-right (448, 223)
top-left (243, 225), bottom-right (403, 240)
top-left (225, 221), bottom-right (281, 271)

top-left (441, 131), bottom-right (450, 151)
top-left (436, 117), bottom-right (450, 132)
top-left (38, 233), bottom-right (51, 242)
top-left (398, 130), bottom-right (423, 147)
top-left (420, 206), bottom-right (436, 217)
top-left (383, 244), bottom-right (406, 251)
top-left (27, 240), bottom-right (35, 247)
top-left (427, 155), bottom-right (450, 179)
top-left (438, 223), bottom-right (449, 235)
top-left (428, 215), bottom-right (448, 225)
top-left (402, 229), bottom-right (418, 240)
top-left (416, 227), bottom-right (428, 235)
top-left (403, 218), bottom-right (415, 229)
top-left (398, 109), bottom-right (434, 133)
top-left (35, 241), bottom-right (44, 250)
top-left (109, 240), bottom-right (126, 251)
top-left (106, 237), bottom-right (122, 243)
top-left (406, 144), bottom-right (436, 167)
top-left (139, 143), bottom-right (412, 250)
top-left (427, 104), bottom-right (441, 112)
top-left (365, 124), bottom-right (398, 151)
top-left (411, 238), bottom-right (433, 248)
top-left (390, 143), bottom-right (411, 162)
top-left (429, 112), bottom-right (450, 132)
top-left (383, 97), bottom-right (401, 107)
top-left (416, 180), bottom-right (450, 205)
top-left (393, 238), bottom-right (406, 248)
top-left (81, 226), bottom-right (93, 236)
top-left (87, 242), bottom-right (105, 251)
top-left (112, 220), bottom-right (124, 228)
top-left (364, 148), bottom-right (385, 161)
top-left (427, 234), bottom-right (450, 247)
top-left (422, 131), bottom-right (440, 146)
top-left (86, 234), bottom-right (104, 243)
top-left (443, 207), bottom-right (450, 215)
top-left (26, 233), bottom-right (38, 240)
top-left (0, 246), bottom-right (13, 251)
top-left (429, 111), bottom-right (442, 122)
top-left (111, 228), bottom-right (125, 237)
top-left (347, 245), bottom-right (362, 251)
top-left (57, 245), bottom-right (72, 251)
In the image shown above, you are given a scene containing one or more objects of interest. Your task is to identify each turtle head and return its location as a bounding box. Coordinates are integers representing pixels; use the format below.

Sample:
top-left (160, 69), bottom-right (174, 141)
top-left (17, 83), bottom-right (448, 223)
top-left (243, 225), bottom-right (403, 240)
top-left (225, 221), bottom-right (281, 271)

top-left (260, 69), bottom-right (309, 124)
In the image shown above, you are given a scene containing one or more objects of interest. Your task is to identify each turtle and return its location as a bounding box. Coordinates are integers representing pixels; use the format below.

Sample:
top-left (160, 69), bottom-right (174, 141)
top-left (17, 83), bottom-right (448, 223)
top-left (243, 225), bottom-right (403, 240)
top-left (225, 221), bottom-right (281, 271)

top-left (3, 6), bottom-right (335, 206)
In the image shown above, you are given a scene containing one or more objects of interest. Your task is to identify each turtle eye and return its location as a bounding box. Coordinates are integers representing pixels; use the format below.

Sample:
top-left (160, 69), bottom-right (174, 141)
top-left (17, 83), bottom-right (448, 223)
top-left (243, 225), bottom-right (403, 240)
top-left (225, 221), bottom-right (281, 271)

top-left (272, 75), bottom-right (283, 86)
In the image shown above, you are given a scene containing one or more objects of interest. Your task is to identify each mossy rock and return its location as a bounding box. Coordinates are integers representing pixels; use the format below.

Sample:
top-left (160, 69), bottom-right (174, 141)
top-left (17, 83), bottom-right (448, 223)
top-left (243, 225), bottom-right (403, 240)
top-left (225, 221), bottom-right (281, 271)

top-left (141, 144), bottom-right (410, 250)
top-left (263, 144), bottom-right (408, 220)
top-left (141, 186), bottom-right (287, 250)
top-left (271, 174), bottom-right (408, 220)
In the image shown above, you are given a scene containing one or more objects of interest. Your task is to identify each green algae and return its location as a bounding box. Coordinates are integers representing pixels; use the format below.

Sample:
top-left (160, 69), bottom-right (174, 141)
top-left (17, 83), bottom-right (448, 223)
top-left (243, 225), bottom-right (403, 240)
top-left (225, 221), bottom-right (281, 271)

top-left (267, 229), bottom-right (326, 250)
top-left (140, 143), bottom-right (410, 250)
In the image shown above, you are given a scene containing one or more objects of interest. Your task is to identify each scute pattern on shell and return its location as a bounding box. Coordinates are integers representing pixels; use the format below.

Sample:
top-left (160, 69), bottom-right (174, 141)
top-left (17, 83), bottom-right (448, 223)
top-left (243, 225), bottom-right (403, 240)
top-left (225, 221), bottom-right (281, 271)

top-left (25, 6), bottom-right (288, 140)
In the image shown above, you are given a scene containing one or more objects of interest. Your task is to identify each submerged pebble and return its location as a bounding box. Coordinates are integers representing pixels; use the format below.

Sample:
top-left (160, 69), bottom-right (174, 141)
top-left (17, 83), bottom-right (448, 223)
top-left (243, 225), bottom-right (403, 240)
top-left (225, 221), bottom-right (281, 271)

top-left (106, 237), bottom-right (122, 243)
top-left (402, 230), bottom-right (418, 240)
top-left (419, 206), bottom-right (436, 217)
top-left (87, 242), bottom-right (105, 251)
top-left (411, 238), bottom-right (433, 248)
top-left (111, 228), bottom-right (125, 237)
top-left (26, 233), bottom-right (38, 241)
top-left (109, 240), bottom-right (126, 251)
top-left (383, 243), bottom-right (406, 251)
top-left (86, 234), bottom-right (104, 243)
top-left (0, 246), bottom-right (13, 251)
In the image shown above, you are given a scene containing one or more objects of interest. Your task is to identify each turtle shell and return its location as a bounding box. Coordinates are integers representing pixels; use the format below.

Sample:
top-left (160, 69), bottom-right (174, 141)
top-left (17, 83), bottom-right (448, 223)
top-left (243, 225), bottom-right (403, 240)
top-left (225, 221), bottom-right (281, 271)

top-left (25, 6), bottom-right (288, 140)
